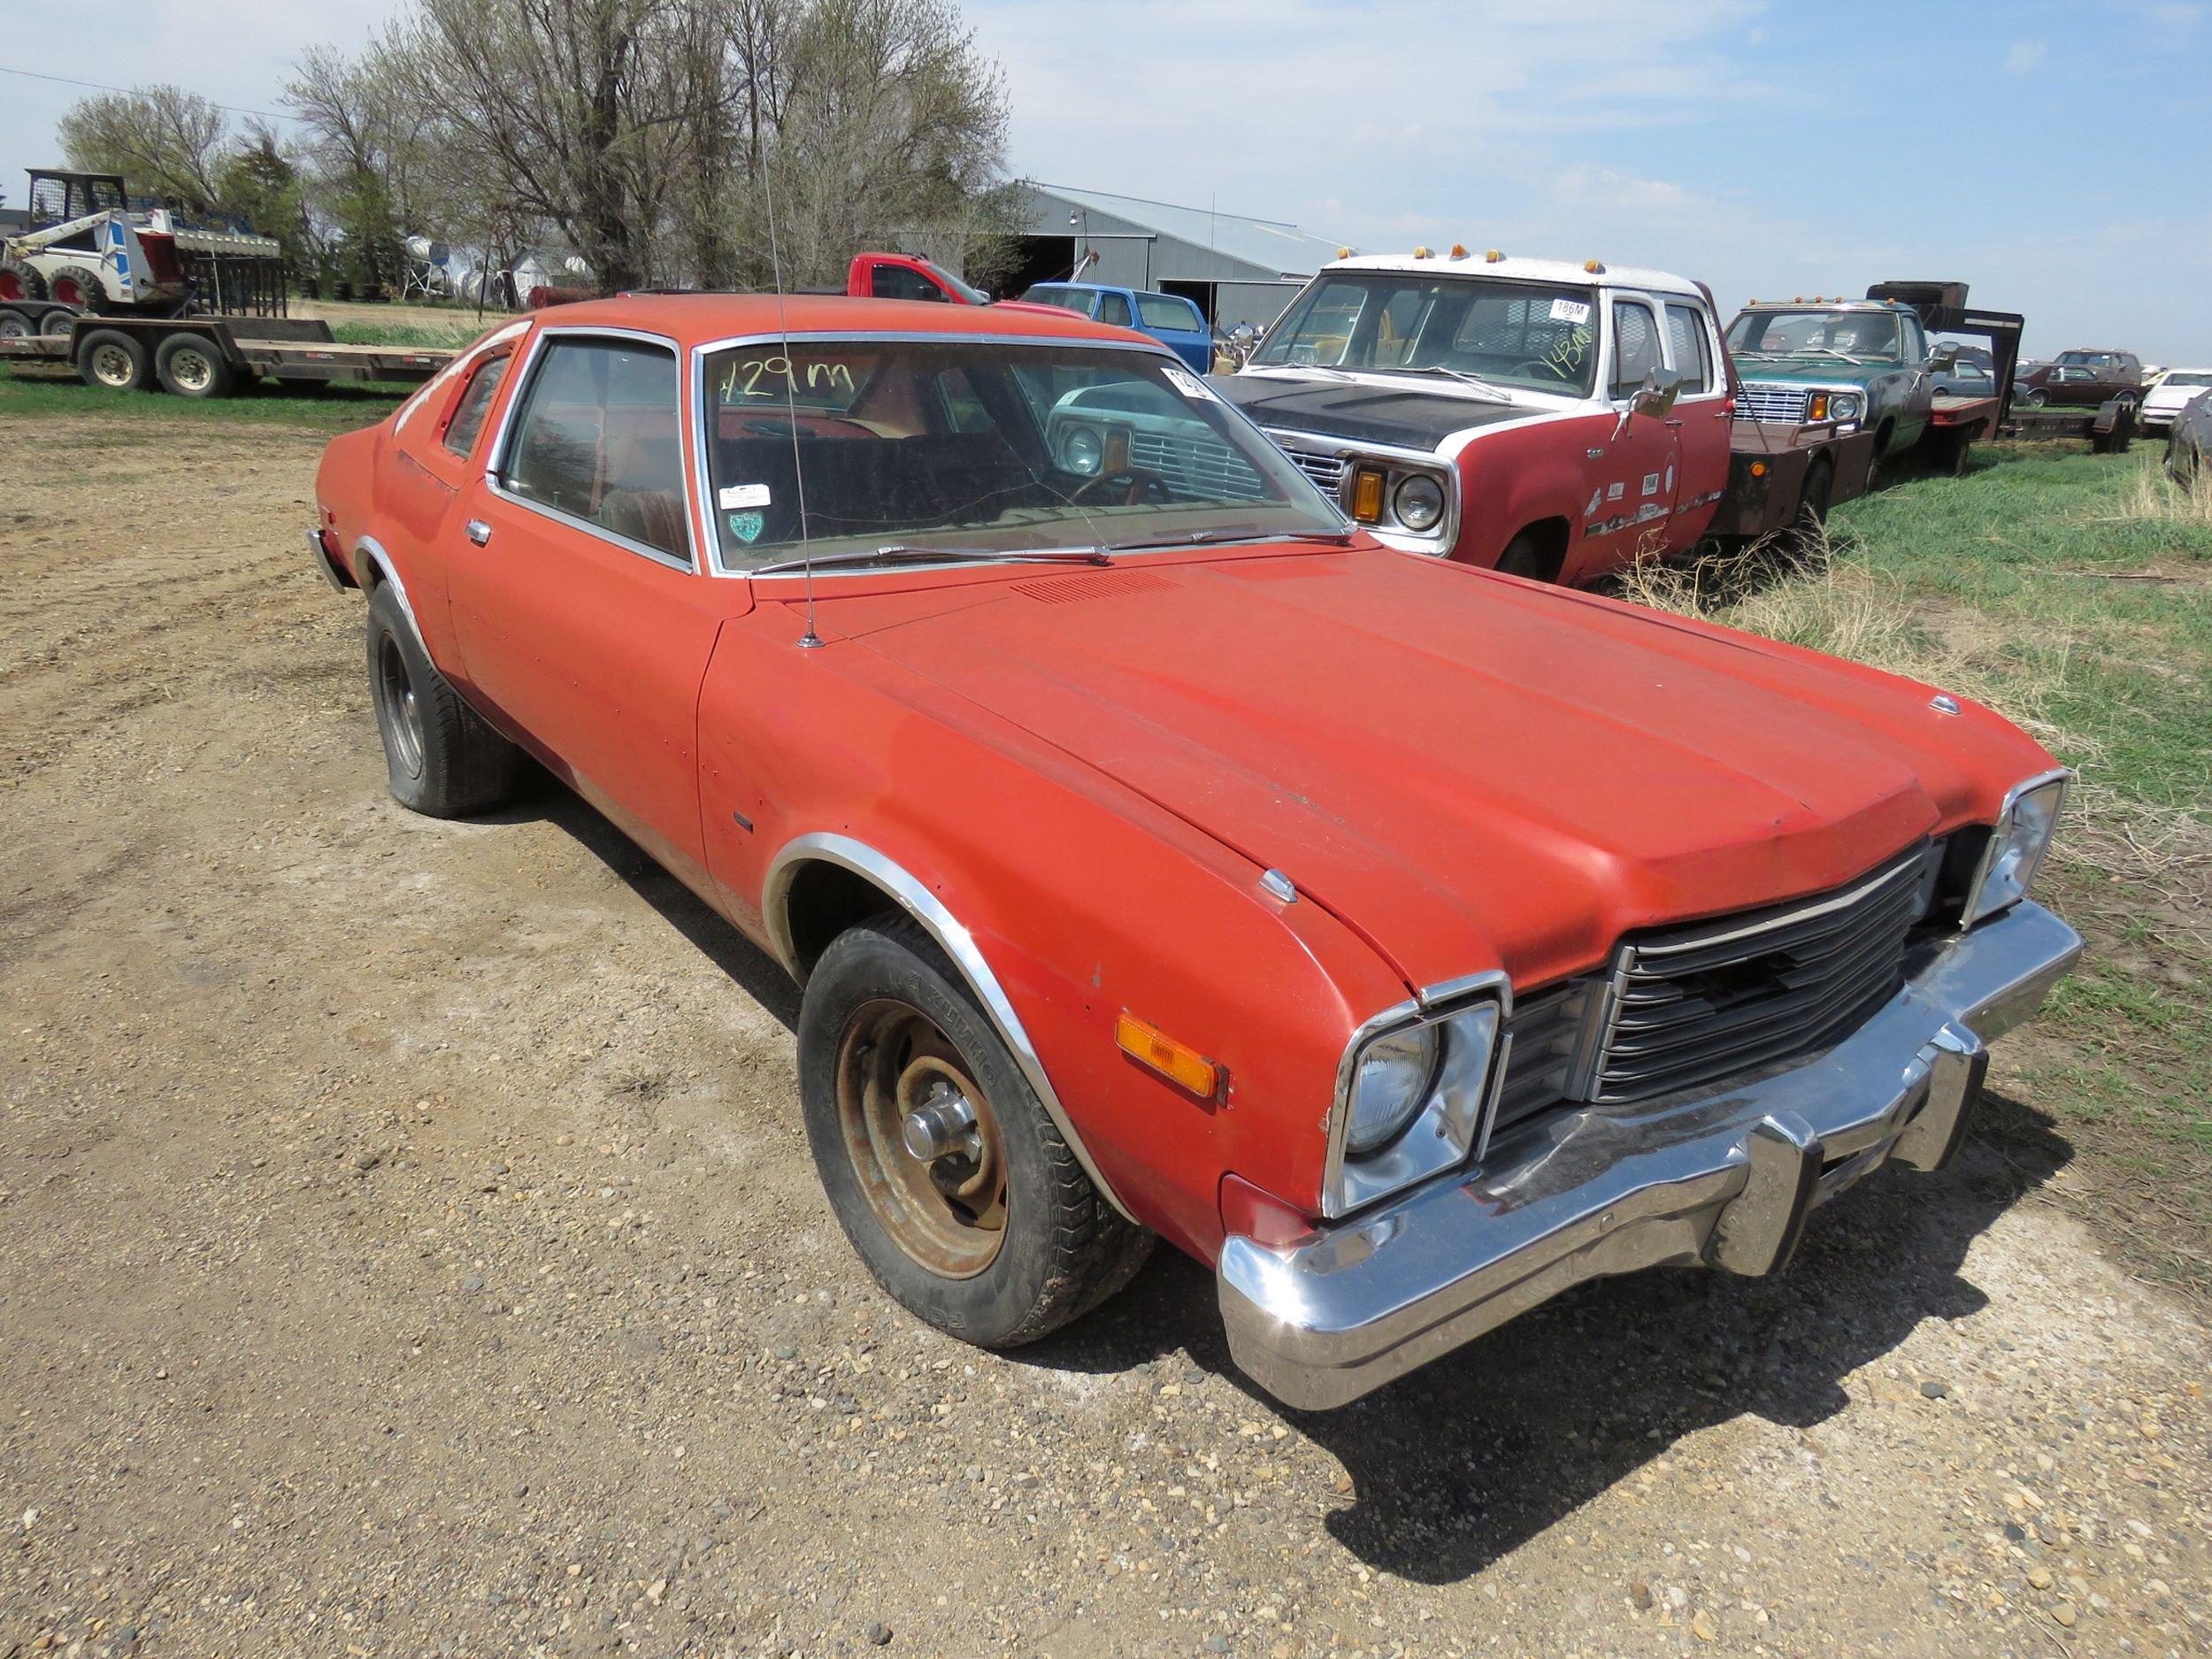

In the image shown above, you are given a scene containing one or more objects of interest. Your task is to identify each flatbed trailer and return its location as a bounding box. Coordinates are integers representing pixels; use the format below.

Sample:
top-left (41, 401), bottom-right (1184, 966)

top-left (1706, 419), bottom-right (1879, 546)
top-left (0, 311), bottom-right (456, 397)
top-left (2003, 399), bottom-right (2139, 453)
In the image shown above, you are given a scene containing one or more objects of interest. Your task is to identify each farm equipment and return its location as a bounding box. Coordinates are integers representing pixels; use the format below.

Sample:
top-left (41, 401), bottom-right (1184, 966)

top-left (0, 311), bottom-right (456, 397)
top-left (0, 169), bottom-right (287, 320)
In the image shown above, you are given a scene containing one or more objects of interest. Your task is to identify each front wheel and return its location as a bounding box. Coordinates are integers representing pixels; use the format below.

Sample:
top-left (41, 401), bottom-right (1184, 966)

top-left (799, 916), bottom-right (1152, 1348)
top-left (365, 582), bottom-right (518, 817)
top-left (2020, 388), bottom-right (2047, 409)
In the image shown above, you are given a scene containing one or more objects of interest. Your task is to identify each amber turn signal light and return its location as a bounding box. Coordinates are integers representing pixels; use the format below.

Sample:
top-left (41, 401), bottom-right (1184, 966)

top-left (1116, 1013), bottom-right (1221, 1099)
top-left (1808, 392), bottom-right (1831, 421)
top-left (1351, 466), bottom-right (1386, 523)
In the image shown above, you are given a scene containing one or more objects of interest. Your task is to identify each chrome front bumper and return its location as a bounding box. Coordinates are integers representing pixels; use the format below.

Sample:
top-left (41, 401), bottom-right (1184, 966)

top-left (1218, 901), bottom-right (2083, 1410)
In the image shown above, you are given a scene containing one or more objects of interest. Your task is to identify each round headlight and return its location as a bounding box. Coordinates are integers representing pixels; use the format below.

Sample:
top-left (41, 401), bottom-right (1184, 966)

top-left (1394, 473), bottom-right (1447, 533)
top-left (1830, 392), bottom-right (1863, 420)
top-left (1063, 426), bottom-right (1103, 476)
top-left (1345, 1023), bottom-right (1440, 1156)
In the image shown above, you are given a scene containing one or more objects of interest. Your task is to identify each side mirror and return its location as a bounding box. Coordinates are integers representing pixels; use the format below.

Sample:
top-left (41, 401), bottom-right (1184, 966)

top-left (1615, 371), bottom-right (1680, 437)
top-left (1931, 345), bottom-right (1959, 369)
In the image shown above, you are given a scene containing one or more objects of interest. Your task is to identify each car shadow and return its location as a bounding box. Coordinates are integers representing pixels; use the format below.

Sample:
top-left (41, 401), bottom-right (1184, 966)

top-left (483, 764), bottom-right (802, 1033)
top-left (1026, 1087), bottom-right (2073, 1585)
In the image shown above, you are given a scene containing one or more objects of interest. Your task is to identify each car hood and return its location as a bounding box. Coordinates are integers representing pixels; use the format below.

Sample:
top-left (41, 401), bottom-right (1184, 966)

top-left (1210, 373), bottom-right (1540, 450)
top-left (828, 549), bottom-right (2044, 993)
top-left (1734, 359), bottom-right (1893, 388)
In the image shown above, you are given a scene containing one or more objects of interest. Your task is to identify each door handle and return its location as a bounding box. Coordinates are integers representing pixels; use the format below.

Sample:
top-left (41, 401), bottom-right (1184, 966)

top-left (465, 519), bottom-right (493, 546)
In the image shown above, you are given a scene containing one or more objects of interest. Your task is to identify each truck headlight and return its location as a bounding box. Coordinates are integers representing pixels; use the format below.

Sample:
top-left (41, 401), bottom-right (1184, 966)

top-left (1063, 426), bottom-right (1103, 476)
top-left (1965, 772), bottom-right (2068, 925)
top-left (1326, 982), bottom-right (1509, 1217)
top-left (1393, 473), bottom-right (1447, 534)
top-left (1830, 392), bottom-right (1863, 420)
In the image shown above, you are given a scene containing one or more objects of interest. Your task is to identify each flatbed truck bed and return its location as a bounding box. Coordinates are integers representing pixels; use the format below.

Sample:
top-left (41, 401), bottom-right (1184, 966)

top-left (0, 311), bottom-right (457, 396)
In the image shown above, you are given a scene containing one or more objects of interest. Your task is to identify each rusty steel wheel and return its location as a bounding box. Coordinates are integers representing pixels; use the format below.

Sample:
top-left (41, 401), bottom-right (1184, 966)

top-left (833, 999), bottom-right (1007, 1278)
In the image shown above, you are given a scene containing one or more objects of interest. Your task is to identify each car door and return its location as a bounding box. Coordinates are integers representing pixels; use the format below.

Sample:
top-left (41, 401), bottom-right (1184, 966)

top-left (1893, 313), bottom-right (1932, 448)
top-left (1568, 292), bottom-right (1681, 583)
top-left (445, 326), bottom-right (737, 884)
top-left (1661, 296), bottom-right (1729, 546)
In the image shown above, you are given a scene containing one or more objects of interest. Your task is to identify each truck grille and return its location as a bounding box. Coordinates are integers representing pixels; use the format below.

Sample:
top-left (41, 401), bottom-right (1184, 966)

top-left (1579, 844), bottom-right (1939, 1104)
top-left (1734, 383), bottom-right (1811, 424)
top-left (1129, 429), bottom-right (1265, 498)
top-left (1267, 433), bottom-right (1348, 496)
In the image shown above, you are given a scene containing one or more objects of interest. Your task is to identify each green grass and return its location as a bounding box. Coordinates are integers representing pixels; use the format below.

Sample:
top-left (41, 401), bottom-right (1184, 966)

top-left (1627, 443), bottom-right (2212, 1297)
top-left (326, 319), bottom-right (491, 349)
top-left (0, 362), bottom-right (414, 434)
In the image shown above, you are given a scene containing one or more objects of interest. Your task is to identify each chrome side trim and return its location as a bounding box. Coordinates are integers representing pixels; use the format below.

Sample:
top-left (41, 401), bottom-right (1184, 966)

top-left (350, 534), bottom-right (426, 646)
top-left (762, 831), bottom-right (1138, 1225)
top-left (1217, 900), bottom-right (2083, 1410)
top-left (307, 527), bottom-right (347, 592)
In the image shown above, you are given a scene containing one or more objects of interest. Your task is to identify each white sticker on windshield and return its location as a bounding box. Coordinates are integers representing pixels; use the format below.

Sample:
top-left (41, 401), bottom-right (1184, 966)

top-left (1163, 365), bottom-right (1218, 401)
top-left (1550, 298), bottom-right (1592, 325)
top-left (718, 483), bottom-right (772, 510)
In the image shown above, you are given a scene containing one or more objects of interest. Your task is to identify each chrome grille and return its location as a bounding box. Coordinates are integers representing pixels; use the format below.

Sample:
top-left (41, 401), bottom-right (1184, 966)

top-left (1494, 981), bottom-right (1594, 1133)
top-left (1734, 383), bottom-right (1811, 424)
top-left (1267, 433), bottom-right (1347, 495)
top-left (1581, 845), bottom-right (1939, 1104)
top-left (1129, 429), bottom-right (1265, 497)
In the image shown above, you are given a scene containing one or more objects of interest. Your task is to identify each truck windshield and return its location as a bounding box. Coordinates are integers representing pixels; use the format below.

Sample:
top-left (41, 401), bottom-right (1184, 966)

top-left (1727, 309), bottom-right (1902, 361)
top-left (700, 339), bottom-right (1345, 571)
top-left (1252, 272), bottom-right (1600, 396)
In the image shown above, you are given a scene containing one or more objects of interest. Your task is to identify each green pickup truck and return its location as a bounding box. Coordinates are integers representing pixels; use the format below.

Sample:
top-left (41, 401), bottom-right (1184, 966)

top-left (1724, 298), bottom-right (1945, 479)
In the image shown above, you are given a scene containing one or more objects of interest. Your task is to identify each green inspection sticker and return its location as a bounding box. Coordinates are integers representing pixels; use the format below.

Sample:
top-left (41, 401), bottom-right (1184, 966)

top-left (727, 511), bottom-right (764, 544)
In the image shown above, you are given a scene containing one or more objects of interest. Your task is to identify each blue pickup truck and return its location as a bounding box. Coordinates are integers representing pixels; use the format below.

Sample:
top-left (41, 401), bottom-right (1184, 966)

top-left (1018, 282), bottom-right (1213, 372)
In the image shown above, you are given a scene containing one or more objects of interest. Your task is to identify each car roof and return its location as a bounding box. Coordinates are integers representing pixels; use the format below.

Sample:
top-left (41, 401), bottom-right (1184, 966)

top-left (523, 293), bottom-right (1148, 349)
top-left (1323, 252), bottom-right (1703, 297)
top-left (1739, 298), bottom-right (1914, 314)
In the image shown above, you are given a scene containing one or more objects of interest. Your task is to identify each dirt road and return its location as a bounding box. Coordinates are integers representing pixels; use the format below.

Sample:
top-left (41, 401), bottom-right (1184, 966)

top-left (2, 408), bottom-right (2206, 1658)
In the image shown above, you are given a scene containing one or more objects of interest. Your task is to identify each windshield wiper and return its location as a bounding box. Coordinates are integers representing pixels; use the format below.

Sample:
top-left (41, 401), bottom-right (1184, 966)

top-left (749, 542), bottom-right (1113, 576)
top-left (1802, 346), bottom-right (1867, 365)
top-left (1381, 365), bottom-right (1515, 403)
top-left (1105, 526), bottom-right (1356, 553)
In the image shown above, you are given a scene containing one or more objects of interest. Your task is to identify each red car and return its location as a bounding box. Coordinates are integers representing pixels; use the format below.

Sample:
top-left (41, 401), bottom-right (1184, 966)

top-left (311, 296), bottom-right (2081, 1409)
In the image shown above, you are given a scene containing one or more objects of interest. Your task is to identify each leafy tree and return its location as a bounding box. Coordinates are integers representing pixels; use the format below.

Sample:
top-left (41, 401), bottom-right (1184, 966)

top-left (57, 86), bottom-right (231, 209)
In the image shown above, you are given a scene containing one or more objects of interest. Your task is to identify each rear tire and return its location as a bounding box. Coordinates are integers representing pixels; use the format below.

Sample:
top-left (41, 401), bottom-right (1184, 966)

top-left (45, 264), bottom-right (105, 312)
top-left (365, 582), bottom-right (518, 818)
top-left (75, 327), bottom-right (151, 392)
top-left (0, 258), bottom-right (45, 302)
top-left (2020, 388), bottom-right (2047, 409)
top-left (154, 332), bottom-right (237, 399)
top-left (799, 914), bottom-right (1152, 1349)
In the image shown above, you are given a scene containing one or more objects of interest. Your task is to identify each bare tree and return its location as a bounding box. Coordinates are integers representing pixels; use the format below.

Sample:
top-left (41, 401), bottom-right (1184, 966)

top-left (57, 85), bottom-right (233, 208)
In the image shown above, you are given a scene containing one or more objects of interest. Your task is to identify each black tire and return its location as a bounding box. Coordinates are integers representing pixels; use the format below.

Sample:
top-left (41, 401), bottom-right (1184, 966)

top-left (1786, 458), bottom-right (1834, 562)
top-left (75, 327), bottom-right (151, 392)
top-left (0, 257), bottom-right (46, 303)
top-left (39, 307), bottom-right (78, 340)
top-left (365, 582), bottom-right (518, 817)
top-left (44, 264), bottom-right (106, 312)
top-left (2020, 388), bottom-right (2047, 409)
top-left (1494, 529), bottom-right (1556, 581)
top-left (154, 332), bottom-right (237, 399)
top-left (799, 914), bottom-right (1152, 1348)
top-left (0, 310), bottom-right (31, 340)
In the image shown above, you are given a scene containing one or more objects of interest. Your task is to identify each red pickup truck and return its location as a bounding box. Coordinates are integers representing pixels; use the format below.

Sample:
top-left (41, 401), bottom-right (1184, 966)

top-left (1215, 251), bottom-right (1874, 584)
top-left (311, 296), bottom-right (2078, 1409)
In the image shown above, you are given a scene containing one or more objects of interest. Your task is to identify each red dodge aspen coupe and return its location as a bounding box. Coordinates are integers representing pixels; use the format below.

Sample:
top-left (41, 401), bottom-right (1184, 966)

top-left (311, 296), bottom-right (2081, 1409)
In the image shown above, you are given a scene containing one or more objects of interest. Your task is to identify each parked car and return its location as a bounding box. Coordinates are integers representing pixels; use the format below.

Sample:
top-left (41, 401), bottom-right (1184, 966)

top-left (2168, 384), bottom-right (2212, 483)
top-left (311, 295), bottom-right (2081, 1410)
top-left (1724, 298), bottom-right (1939, 467)
top-left (2014, 349), bottom-right (2145, 409)
top-left (1210, 250), bottom-right (1871, 585)
top-left (2141, 367), bottom-right (2212, 433)
top-left (1018, 281), bottom-right (1213, 371)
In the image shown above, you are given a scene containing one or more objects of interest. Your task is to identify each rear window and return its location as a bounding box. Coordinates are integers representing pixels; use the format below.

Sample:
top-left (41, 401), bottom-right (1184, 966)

top-left (1022, 286), bottom-right (1092, 315)
top-left (442, 353), bottom-right (511, 457)
top-left (1136, 293), bottom-right (1202, 333)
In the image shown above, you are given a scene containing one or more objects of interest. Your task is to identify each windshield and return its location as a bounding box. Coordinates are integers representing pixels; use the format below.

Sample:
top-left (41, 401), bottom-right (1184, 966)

top-left (701, 339), bottom-right (1344, 571)
top-left (1252, 272), bottom-right (1600, 396)
top-left (920, 258), bottom-right (988, 304)
top-left (2162, 371), bottom-right (2212, 388)
top-left (1726, 309), bottom-right (1903, 360)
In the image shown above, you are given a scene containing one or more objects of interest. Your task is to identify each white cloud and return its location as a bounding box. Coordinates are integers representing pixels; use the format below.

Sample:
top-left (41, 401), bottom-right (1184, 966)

top-left (2004, 39), bottom-right (2047, 73)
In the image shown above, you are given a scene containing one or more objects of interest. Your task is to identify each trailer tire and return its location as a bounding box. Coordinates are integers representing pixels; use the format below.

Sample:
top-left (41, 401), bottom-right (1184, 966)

top-left (40, 307), bottom-right (79, 339)
top-left (154, 332), bottom-right (237, 399)
top-left (76, 328), bottom-right (152, 392)
top-left (46, 265), bottom-right (107, 312)
top-left (0, 257), bottom-right (45, 303)
top-left (0, 310), bottom-right (31, 340)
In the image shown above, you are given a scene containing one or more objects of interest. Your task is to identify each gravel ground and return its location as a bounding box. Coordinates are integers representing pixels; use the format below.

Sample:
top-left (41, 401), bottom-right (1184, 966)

top-left (1, 411), bottom-right (2207, 1658)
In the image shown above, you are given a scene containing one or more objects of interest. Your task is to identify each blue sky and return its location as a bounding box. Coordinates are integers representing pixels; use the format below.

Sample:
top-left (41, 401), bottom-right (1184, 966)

top-left (4, 0), bottom-right (2207, 360)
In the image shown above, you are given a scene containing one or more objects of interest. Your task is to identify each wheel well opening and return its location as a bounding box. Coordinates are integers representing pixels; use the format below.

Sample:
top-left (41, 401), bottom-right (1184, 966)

top-left (1499, 518), bottom-right (1571, 581)
top-left (782, 860), bottom-right (903, 977)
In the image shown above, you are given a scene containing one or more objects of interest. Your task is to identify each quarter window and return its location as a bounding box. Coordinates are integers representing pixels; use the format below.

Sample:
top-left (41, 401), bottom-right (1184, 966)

top-left (1611, 299), bottom-right (1662, 396)
top-left (442, 353), bottom-right (511, 457)
top-left (502, 335), bottom-right (689, 562)
top-left (1663, 303), bottom-right (1714, 394)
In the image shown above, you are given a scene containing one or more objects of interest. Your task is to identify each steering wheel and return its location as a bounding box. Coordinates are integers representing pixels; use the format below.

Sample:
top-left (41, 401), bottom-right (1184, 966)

top-left (1072, 466), bottom-right (1173, 507)
top-left (1510, 357), bottom-right (1575, 384)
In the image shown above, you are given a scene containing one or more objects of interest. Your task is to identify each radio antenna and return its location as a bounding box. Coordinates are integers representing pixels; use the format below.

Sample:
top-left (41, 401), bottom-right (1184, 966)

top-left (762, 159), bottom-right (820, 649)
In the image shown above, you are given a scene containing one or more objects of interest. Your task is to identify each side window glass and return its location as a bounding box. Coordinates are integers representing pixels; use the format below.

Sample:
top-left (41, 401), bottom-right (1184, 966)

top-left (871, 264), bottom-right (942, 302)
top-left (1663, 303), bottom-right (1714, 394)
top-left (1098, 292), bottom-right (1133, 328)
top-left (1610, 300), bottom-right (1661, 396)
top-left (503, 336), bottom-right (689, 562)
top-left (442, 353), bottom-right (511, 457)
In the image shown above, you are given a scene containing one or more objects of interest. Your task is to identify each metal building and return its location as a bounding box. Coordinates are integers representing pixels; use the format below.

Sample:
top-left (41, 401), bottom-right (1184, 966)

top-left (1003, 183), bottom-right (1344, 332)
